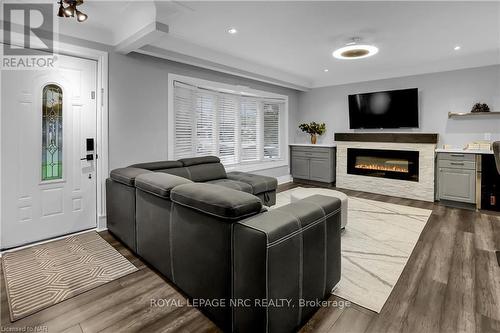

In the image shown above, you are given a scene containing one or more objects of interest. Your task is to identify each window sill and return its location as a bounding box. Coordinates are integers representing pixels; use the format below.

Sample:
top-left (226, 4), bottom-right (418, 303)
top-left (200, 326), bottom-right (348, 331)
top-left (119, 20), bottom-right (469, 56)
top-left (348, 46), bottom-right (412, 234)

top-left (225, 160), bottom-right (289, 173)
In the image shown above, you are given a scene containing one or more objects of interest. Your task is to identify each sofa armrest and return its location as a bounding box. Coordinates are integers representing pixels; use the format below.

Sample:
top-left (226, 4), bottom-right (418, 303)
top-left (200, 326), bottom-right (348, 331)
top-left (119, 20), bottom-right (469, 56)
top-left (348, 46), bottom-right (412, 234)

top-left (171, 183), bottom-right (262, 220)
top-left (109, 167), bottom-right (152, 186)
top-left (232, 195), bottom-right (342, 333)
top-left (135, 173), bottom-right (192, 199)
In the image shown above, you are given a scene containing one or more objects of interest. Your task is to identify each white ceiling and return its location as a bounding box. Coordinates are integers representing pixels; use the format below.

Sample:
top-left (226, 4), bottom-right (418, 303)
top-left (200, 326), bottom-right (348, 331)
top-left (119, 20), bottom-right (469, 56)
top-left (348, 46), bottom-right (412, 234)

top-left (20, 1), bottom-right (500, 89)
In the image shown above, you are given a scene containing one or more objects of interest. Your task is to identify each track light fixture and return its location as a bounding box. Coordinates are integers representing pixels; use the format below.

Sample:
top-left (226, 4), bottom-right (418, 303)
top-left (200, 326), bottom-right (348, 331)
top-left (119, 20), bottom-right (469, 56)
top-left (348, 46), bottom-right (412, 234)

top-left (57, 0), bottom-right (87, 22)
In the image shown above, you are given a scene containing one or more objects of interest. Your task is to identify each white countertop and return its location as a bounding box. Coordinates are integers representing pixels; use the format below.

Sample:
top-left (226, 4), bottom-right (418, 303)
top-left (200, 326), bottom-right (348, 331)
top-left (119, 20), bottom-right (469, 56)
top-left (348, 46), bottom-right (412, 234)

top-left (289, 143), bottom-right (337, 147)
top-left (435, 148), bottom-right (493, 155)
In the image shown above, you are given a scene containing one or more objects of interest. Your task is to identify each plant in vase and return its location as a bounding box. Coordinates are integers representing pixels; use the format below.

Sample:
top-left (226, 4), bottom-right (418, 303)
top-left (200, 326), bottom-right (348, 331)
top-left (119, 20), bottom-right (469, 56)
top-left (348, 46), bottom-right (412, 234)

top-left (299, 122), bottom-right (326, 144)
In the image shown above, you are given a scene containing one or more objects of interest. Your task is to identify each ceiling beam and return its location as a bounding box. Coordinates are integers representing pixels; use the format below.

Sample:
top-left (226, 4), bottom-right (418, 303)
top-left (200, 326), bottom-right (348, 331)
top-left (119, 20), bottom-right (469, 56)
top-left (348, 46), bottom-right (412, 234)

top-left (115, 21), bottom-right (169, 55)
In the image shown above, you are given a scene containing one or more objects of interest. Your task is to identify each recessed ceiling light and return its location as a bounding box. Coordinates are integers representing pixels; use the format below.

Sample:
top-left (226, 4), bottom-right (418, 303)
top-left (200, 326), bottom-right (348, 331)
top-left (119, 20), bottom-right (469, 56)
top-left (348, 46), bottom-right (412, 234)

top-left (454, 45), bottom-right (461, 51)
top-left (323, 69), bottom-right (329, 72)
top-left (333, 38), bottom-right (378, 60)
top-left (227, 28), bottom-right (238, 34)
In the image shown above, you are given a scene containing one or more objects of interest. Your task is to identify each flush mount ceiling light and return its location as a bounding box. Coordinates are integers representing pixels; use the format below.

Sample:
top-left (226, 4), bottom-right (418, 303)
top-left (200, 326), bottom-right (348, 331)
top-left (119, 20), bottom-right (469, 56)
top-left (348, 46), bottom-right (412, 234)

top-left (454, 45), bottom-right (461, 51)
top-left (227, 28), bottom-right (238, 34)
top-left (57, 0), bottom-right (87, 22)
top-left (333, 38), bottom-right (378, 60)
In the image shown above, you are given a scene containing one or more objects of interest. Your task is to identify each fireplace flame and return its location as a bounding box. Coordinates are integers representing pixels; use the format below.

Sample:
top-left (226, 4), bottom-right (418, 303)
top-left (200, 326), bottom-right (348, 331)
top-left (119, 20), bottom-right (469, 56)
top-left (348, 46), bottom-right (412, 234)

top-left (355, 163), bottom-right (409, 173)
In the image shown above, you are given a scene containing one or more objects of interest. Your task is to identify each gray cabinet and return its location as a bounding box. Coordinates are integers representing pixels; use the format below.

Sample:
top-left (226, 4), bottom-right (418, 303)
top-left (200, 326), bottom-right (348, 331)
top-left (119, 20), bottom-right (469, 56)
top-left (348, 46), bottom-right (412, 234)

top-left (437, 153), bottom-right (476, 204)
top-left (290, 146), bottom-right (336, 183)
top-left (291, 157), bottom-right (310, 179)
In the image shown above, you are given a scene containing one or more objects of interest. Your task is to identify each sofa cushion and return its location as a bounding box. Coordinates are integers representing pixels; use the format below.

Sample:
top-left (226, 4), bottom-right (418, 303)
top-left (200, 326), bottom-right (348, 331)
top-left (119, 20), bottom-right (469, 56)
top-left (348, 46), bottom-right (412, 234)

top-left (135, 173), bottom-right (193, 199)
top-left (110, 167), bottom-right (152, 186)
top-left (226, 171), bottom-right (278, 195)
top-left (129, 161), bottom-right (183, 171)
top-left (171, 183), bottom-right (262, 220)
top-left (158, 167), bottom-right (191, 179)
top-left (205, 179), bottom-right (253, 193)
top-left (186, 163), bottom-right (227, 182)
top-left (179, 156), bottom-right (220, 167)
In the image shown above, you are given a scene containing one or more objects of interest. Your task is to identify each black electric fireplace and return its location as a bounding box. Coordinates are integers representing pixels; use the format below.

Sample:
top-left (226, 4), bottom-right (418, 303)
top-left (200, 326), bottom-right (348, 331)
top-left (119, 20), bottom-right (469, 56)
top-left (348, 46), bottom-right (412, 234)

top-left (347, 148), bottom-right (419, 182)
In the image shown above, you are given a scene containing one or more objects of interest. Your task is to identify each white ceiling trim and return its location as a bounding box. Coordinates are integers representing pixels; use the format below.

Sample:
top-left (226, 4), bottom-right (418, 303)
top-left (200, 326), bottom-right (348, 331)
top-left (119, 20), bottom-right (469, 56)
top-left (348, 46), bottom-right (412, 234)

top-left (137, 44), bottom-right (311, 91)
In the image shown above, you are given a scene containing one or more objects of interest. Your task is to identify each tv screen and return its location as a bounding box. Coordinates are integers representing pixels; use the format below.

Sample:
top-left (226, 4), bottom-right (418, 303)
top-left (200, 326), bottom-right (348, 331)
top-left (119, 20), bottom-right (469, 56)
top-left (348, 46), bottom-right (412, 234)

top-left (348, 88), bottom-right (419, 129)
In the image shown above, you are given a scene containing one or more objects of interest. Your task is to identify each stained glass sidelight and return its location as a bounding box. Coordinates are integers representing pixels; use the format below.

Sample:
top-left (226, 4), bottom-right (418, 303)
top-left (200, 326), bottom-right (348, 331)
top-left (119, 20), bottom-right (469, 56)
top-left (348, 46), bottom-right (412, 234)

top-left (42, 84), bottom-right (63, 181)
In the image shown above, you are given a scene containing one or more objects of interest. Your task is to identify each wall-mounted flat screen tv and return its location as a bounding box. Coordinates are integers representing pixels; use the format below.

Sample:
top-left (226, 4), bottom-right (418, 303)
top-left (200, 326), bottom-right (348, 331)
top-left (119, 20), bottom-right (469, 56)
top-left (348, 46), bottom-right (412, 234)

top-left (348, 88), bottom-right (419, 129)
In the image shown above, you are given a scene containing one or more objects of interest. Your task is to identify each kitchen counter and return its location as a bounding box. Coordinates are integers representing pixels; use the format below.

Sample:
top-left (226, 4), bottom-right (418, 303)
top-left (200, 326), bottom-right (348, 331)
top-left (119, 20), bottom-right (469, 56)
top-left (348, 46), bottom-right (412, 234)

top-left (435, 148), bottom-right (493, 155)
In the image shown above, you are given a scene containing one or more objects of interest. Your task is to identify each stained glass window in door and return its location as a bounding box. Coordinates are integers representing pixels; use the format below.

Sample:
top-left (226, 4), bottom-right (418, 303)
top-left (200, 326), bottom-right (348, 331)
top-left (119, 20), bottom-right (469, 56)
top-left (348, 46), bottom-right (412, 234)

top-left (42, 84), bottom-right (63, 181)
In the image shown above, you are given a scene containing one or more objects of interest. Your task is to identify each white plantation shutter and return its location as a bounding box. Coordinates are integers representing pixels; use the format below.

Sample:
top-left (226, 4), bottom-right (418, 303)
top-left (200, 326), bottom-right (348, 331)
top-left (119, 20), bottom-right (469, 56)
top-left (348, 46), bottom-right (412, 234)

top-left (218, 95), bottom-right (239, 165)
top-left (195, 91), bottom-right (217, 156)
top-left (263, 102), bottom-right (281, 159)
top-left (174, 84), bottom-right (195, 159)
top-left (172, 80), bottom-right (284, 166)
top-left (240, 98), bottom-right (260, 162)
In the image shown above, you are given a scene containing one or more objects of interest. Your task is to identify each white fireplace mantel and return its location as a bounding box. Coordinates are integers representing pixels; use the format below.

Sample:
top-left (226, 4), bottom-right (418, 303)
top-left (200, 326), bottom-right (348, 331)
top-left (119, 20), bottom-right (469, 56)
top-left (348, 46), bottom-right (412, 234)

top-left (336, 141), bottom-right (436, 202)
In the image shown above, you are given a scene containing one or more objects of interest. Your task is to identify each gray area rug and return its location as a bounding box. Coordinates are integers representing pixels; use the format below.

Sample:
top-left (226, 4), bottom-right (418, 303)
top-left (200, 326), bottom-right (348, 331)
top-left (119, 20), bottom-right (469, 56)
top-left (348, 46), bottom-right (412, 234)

top-left (275, 187), bottom-right (432, 312)
top-left (2, 231), bottom-right (137, 321)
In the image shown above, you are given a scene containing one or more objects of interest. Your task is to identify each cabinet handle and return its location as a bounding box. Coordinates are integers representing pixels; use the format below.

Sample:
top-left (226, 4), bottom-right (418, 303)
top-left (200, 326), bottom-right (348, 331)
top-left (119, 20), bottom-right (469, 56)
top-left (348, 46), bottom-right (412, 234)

top-left (450, 154), bottom-right (465, 157)
top-left (450, 162), bottom-right (464, 166)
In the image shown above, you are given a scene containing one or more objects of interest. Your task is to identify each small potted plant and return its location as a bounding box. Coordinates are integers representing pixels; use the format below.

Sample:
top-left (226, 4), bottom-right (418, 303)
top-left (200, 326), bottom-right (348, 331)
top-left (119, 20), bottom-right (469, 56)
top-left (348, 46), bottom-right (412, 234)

top-left (298, 122), bottom-right (326, 144)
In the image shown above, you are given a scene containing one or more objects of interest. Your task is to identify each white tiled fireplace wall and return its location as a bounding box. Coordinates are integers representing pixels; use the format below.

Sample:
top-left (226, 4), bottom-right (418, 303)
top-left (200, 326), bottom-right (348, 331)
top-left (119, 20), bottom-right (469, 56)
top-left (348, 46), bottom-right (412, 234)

top-left (336, 142), bottom-right (436, 202)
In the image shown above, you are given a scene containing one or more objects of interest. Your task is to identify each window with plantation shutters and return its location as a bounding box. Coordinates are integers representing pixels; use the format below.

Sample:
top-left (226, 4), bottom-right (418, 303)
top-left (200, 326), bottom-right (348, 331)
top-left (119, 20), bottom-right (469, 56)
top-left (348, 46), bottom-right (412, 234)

top-left (218, 95), bottom-right (239, 165)
top-left (263, 102), bottom-right (281, 159)
top-left (240, 98), bottom-right (260, 162)
top-left (194, 91), bottom-right (217, 156)
top-left (172, 80), bottom-right (286, 168)
top-left (173, 84), bottom-right (194, 159)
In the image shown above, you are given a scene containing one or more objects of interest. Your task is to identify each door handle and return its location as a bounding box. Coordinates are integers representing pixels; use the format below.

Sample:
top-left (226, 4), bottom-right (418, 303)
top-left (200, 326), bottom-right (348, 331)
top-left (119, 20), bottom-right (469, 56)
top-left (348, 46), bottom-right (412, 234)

top-left (80, 154), bottom-right (94, 161)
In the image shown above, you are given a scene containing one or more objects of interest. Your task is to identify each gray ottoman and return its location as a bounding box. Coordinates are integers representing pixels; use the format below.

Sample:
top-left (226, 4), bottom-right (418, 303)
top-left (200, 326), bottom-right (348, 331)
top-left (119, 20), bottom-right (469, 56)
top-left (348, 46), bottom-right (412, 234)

top-left (291, 188), bottom-right (348, 229)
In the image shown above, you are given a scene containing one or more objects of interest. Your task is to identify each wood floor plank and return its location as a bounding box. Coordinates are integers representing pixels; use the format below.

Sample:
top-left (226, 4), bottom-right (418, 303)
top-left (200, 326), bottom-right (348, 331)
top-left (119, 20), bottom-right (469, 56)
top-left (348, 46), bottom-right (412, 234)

top-left (474, 249), bottom-right (500, 322)
top-left (298, 295), bottom-right (346, 333)
top-left (79, 283), bottom-right (176, 332)
top-left (440, 232), bottom-right (476, 333)
top-left (328, 306), bottom-right (374, 333)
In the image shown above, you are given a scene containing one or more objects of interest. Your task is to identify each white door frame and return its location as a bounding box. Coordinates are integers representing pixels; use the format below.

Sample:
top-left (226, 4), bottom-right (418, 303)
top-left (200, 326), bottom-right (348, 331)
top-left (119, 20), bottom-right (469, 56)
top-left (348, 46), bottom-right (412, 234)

top-left (1, 40), bottom-right (109, 235)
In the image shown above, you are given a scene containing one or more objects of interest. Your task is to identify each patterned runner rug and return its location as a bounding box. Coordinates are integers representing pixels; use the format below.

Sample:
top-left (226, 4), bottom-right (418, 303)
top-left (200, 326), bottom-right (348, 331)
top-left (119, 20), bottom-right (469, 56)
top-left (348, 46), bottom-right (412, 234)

top-left (2, 231), bottom-right (137, 321)
top-left (275, 187), bottom-right (432, 312)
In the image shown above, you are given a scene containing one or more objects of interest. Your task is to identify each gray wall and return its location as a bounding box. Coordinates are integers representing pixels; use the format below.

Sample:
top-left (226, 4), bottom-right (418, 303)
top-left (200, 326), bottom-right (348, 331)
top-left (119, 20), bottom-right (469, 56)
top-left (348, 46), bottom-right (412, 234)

top-left (296, 65), bottom-right (500, 147)
top-left (109, 52), bottom-right (299, 177)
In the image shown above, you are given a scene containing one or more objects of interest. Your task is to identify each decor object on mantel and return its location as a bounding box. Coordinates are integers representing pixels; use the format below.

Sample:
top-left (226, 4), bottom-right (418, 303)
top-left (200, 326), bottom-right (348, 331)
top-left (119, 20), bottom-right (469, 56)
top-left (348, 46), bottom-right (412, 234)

top-left (299, 122), bottom-right (326, 144)
top-left (471, 103), bottom-right (490, 113)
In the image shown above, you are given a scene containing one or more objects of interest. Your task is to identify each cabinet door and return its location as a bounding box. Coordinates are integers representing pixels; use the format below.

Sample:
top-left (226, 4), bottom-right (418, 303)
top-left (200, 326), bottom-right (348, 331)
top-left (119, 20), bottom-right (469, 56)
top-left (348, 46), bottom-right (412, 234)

top-left (309, 158), bottom-right (332, 182)
top-left (438, 168), bottom-right (476, 203)
top-left (292, 157), bottom-right (310, 179)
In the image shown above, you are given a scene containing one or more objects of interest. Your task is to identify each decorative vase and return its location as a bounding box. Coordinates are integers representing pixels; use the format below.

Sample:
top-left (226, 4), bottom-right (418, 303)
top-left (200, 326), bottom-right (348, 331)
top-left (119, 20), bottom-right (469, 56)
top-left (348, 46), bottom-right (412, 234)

top-left (310, 134), bottom-right (317, 144)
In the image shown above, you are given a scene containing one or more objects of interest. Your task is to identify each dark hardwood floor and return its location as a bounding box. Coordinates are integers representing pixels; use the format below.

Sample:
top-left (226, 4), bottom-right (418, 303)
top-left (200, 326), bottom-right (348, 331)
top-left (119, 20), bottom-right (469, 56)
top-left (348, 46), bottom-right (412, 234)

top-left (1, 182), bottom-right (499, 332)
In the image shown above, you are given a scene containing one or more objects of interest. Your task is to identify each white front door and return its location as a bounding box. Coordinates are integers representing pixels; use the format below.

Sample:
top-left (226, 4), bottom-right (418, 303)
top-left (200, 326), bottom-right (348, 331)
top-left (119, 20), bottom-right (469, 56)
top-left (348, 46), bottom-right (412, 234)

top-left (1, 54), bottom-right (98, 249)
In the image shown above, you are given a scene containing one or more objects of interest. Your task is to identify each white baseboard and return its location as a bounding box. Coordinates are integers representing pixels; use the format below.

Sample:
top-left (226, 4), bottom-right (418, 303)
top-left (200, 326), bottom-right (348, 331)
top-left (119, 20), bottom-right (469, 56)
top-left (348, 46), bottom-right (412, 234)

top-left (277, 174), bottom-right (292, 185)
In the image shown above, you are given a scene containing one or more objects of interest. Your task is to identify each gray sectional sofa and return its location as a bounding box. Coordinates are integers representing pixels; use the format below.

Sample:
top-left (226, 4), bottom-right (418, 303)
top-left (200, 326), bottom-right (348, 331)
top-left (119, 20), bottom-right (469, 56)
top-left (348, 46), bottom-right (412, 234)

top-left (106, 156), bottom-right (342, 333)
